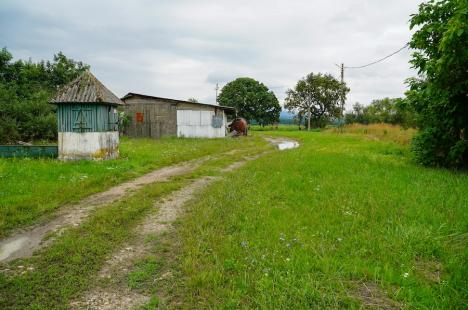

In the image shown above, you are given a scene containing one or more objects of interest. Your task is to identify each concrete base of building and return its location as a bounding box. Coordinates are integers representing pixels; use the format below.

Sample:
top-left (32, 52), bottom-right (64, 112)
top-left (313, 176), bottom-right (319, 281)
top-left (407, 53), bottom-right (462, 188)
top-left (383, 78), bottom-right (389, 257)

top-left (58, 131), bottom-right (119, 160)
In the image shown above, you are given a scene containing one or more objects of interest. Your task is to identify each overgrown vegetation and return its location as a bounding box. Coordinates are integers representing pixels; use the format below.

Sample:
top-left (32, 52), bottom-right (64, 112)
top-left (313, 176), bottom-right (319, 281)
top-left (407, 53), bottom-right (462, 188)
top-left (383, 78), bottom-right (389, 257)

top-left (329, 123), bottom-right (417, 145)
top-left (345, 98), bottom-right (417, 128)
top-left (170, 131), bottom-right (468, 308)
top-left (405, 0), bottom-right (468, 168)
top-left (0, 48), bottom-right (88, 143)
top-left (0, 136), bottom-right (268, 237)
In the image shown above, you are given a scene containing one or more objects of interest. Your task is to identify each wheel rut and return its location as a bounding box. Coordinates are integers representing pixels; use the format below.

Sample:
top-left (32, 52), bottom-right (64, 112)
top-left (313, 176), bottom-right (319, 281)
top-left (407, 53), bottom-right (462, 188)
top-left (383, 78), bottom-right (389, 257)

top-left (71, 153), bottom-right (267, 310)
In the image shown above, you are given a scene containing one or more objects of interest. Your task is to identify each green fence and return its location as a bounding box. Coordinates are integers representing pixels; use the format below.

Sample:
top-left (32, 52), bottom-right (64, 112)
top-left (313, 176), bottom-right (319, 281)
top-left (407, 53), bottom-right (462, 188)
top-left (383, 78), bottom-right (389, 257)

top-left (0, 145), bottom-right (58, 158)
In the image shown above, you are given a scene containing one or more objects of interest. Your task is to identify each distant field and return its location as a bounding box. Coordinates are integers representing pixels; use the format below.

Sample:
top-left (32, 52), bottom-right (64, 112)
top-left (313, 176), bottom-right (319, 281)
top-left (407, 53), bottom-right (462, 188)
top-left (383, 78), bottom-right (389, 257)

top-left (329, 123), bottom-right (417, 145)
top-left (170, 130), bottom-right (467, 308)
top-left (250, 124), bottom-right (305, 131)
top-left (250, 123), bottom-right (416, 145)
top-left (0, 136), bottom-right (268, 237)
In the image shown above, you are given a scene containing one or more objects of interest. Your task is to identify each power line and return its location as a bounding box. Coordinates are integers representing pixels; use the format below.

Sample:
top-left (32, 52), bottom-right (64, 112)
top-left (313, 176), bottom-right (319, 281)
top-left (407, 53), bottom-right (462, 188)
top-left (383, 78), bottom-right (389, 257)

top-left (268, 43), bottom-right (410, 102)
top-left (335, 43), bottom-right (409, 69)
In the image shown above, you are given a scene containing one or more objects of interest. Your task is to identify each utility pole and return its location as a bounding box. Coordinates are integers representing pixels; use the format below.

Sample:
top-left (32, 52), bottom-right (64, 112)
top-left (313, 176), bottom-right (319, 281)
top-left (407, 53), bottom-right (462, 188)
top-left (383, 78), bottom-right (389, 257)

top-left (339, 63), bottom-right (345, 132)
top-left (340, 63), bottom-right (344, 117)
top-left (215, 83), bottom-right (219, 105)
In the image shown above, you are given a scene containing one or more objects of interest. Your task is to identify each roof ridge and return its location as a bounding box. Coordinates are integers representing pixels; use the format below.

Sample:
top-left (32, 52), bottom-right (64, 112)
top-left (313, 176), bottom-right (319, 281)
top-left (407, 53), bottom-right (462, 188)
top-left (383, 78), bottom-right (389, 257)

top-left (121, 92), bottom-right (235, 111)
top-left (51, 70), bottom-right (124, 105)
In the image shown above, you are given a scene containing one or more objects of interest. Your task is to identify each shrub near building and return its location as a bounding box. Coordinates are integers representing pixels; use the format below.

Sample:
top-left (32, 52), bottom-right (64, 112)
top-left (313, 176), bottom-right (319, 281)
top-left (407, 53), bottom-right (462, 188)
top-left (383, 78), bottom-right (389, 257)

top-left (0, 48), bottom-right (88, 143)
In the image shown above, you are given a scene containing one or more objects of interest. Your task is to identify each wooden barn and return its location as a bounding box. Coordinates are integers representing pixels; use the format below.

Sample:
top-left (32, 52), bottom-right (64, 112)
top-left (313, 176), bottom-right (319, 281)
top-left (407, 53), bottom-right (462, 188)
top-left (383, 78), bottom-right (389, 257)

top-left (121, 93), bottom-right (236, 139)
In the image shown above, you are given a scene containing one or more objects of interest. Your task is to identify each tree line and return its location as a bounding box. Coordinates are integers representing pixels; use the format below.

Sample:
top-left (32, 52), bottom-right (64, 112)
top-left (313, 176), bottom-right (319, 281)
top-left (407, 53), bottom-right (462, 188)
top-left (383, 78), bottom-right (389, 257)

top-left (345, 98), bottom-right (417, 128)
top-left (0, 48), bottom-right (88, 143)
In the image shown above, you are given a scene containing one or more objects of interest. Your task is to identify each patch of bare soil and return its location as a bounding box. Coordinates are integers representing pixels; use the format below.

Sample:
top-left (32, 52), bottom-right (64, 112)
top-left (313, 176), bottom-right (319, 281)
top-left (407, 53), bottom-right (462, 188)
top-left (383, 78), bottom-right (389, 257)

top-left (351, 282), bottom-right (402, 309)
top-left (0, 154), bottom-right (221, 263)
top-left (70, 288), bottom-right (147, 310)
top-left (72, 153), bottom-right (267, 310)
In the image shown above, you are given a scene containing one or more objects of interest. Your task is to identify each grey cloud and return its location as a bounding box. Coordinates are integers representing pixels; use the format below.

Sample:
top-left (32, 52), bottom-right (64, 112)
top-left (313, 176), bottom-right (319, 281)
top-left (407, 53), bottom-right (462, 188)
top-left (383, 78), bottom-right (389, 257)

top-left (1, 0), bottom-right (423, 108)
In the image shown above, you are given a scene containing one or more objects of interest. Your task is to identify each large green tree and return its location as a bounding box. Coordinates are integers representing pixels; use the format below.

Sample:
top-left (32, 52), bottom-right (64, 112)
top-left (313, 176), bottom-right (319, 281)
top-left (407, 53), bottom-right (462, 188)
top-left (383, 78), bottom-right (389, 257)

top-left (285, 73), bottom-right (349, 130)
top-left (0, 48), bottom-right (88, 143)
top-left (405, 0), bottom-right (468, 168)
top-left (218, 77), bottom-right (281, 125)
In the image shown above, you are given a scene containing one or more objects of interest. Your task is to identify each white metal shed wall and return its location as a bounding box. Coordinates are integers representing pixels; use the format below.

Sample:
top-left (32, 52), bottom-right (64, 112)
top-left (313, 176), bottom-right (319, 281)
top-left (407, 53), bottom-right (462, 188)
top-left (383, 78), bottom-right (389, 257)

top-left (177, 110), bottom-right (226, 138)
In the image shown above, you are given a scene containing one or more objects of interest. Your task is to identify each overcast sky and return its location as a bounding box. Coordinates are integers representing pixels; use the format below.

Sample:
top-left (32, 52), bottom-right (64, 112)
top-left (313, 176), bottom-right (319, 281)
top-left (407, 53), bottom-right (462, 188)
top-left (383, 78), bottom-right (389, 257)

top-left (1, 0), bottom-right (423, 110)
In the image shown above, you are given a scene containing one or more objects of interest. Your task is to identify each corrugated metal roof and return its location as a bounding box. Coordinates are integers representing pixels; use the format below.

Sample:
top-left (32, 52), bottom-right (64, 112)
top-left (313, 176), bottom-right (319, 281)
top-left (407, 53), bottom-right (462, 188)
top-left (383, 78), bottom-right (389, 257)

top-left (121, 92), bottom-right (236, 113)
top-left (51, 70), bottom-right (124, 105)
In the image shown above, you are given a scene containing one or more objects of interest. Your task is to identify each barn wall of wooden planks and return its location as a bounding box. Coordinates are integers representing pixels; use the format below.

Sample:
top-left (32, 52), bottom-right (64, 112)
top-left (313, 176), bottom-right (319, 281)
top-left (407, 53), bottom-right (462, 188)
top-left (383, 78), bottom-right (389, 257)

top-left (122, 94), bottom-right (234, 139)
top-left (123, 97), bottom-right (177, 138)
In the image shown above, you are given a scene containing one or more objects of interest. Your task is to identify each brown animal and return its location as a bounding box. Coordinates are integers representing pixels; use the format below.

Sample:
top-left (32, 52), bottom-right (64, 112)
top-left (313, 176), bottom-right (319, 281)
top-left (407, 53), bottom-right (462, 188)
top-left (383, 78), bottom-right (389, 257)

top-left (229, 118), bottom-right (248, 136)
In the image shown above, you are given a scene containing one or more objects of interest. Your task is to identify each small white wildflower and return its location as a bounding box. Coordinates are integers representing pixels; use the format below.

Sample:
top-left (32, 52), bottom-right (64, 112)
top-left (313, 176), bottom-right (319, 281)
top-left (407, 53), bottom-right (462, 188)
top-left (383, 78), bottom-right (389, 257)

top-left (285, 258), bottom-right (290, 262)
top-left (403, 272), bottom-right (409, 278)
top-left (241, 241), bottom-right (248, 248)
top-left (279, 233), bottom-right (286, 241)
top-left (337, 238), bottom-right (343, 242)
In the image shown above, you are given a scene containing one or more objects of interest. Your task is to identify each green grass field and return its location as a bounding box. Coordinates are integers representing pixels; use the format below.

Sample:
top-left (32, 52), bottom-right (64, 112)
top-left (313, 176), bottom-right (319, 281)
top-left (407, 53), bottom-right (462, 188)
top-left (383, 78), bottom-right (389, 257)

top-left (170, 130), bottom-right (467, 308)
top-left (0, 136), bottom-right (267, 237)
top-left (0, 138), bottom-right (271, 309)
top-left (0, 130), bottom-right (466, 309)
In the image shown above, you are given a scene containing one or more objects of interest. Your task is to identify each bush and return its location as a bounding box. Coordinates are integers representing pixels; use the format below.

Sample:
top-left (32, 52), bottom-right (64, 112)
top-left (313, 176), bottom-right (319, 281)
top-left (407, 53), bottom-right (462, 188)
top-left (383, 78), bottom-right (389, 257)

top-left (411, 127), bottom-right (446, 166)
top-left (0, 48), bottom-right (88, 143)
top-left (405, 0), bottom-right (468, 169)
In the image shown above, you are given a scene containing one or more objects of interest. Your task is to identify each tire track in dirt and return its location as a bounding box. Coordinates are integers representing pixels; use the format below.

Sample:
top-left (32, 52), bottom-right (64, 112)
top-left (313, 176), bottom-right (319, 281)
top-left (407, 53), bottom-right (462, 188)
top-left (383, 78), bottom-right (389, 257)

top-left (71, 153), bottom-right (268, 310)
top-left (0, 151), bottom-right (238, 263)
